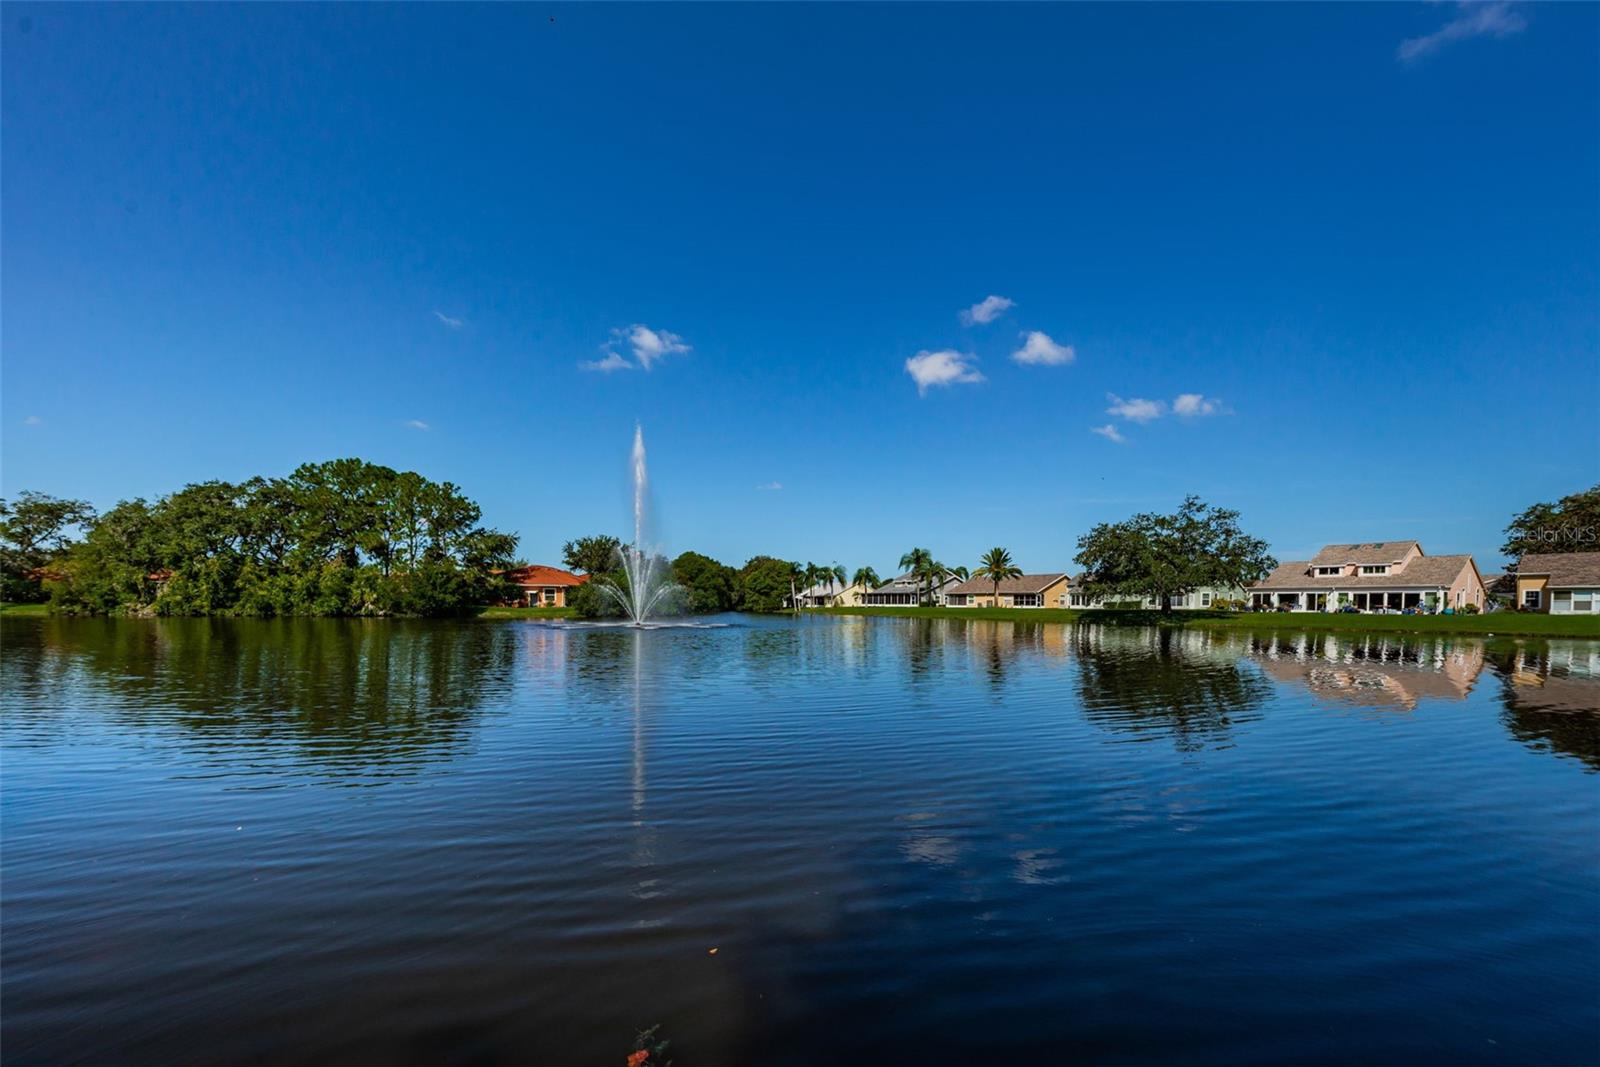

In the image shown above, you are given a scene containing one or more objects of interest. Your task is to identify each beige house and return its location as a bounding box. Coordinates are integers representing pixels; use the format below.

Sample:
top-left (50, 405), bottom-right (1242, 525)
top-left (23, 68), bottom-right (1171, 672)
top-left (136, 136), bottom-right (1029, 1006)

top-left (1067, 579), bottom-right (1245, 610)
top-left (861, 572), bottom-right (963, 606)
top-left (1250, 541), bottom-right (1485, 613)
top-left (945, 573), bottom-right (1071, 608)
top-left (793, 581), bottom-right (867, 608)
top-left (1514, 551), bottom-right (1600, 614)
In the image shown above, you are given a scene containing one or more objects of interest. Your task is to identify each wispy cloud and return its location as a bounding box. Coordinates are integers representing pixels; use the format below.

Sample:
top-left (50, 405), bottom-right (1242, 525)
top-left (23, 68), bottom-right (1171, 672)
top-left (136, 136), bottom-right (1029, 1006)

top-left (1106, 394), bottom-right (1167, 423)
top-left (1398, 1), bottom-right (1526, 62)
top-left (1090, 424), bottom-right (1126, 444)
top-left (623, 324), bottom-right (690, 370)
top-left (905, 349), bottom-right (984, 396)
top-left (433, 310), bottom-right (464, 329)
top-left (960, 294), bottom-right (1015, 326)
top-left (755, 481), bottom-right (783, 491)
top-left (1172, 393), bottom-right (1221, 417)
top-left (22, 415), bottom-right (43, 426)
top-left (580, 350), bottom-right (634, 373)
top-left (1011, 330), bottom-right (1075, 366)
top-left (405, 419), bottom-right (430, 431)
top-left (582, 324), bottom-right (690, 373)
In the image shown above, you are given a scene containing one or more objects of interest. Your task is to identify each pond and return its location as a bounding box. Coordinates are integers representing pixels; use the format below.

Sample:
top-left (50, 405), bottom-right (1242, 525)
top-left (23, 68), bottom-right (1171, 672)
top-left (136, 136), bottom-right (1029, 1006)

top-left (3, 614), bottom-right (1597, 1065)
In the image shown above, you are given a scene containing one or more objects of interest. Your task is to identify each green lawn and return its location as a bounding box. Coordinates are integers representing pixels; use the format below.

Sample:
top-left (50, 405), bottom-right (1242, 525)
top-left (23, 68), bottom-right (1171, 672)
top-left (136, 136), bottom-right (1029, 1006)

top-left (0, 602), bottom-right (50, 616)
top-left (814, 604), bottom-right (1600, 639)
top-left (476, 605), bottom-right (577, 620)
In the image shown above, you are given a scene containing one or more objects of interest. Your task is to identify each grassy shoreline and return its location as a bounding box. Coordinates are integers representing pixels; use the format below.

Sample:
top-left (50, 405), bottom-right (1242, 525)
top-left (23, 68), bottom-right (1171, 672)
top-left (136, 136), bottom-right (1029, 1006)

top-left (814, 604), bottom-right (1600, 639)
top-left (475, 605), bottom-right (577, 620)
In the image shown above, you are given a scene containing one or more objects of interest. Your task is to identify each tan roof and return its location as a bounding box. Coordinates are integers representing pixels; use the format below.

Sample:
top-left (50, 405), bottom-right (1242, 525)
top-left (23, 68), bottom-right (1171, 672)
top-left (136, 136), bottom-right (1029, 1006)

top-left (1516, 551), bottom-right (1600, 588)
top-left (1252, 554), bottom-right (1478, 590)
top-left (1309, 541), bottom-right (1420, 566)
top-left (948, 572), bottom-right (1069, 595)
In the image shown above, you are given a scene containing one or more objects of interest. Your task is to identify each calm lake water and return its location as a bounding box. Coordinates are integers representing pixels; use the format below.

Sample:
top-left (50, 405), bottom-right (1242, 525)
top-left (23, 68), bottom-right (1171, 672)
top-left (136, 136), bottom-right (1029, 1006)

top-left (3, 614), bottom-right (1598, 1065)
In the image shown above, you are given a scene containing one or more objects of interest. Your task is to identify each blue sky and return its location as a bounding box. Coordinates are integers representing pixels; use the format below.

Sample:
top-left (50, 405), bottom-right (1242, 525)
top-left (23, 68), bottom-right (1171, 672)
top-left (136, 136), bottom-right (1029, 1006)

top-left (4, 2), bottom-right (1597, 573)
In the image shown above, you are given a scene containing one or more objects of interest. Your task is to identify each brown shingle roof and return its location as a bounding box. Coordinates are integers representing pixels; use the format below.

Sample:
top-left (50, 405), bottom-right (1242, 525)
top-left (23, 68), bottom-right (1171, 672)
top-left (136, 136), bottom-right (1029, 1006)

top-left (1252, 554), bottom-right (1478, 590)
top-left (1309, 541), bottom-right (1420, 566)
top-left (1516, 551), bottom-right (1600, 587)
top-left (948, 573), bottom-right (1069, 595)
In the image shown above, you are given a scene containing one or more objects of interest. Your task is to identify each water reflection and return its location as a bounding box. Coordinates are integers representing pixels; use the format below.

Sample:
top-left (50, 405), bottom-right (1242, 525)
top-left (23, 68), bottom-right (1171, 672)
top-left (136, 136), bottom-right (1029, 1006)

top-left (2, 616), bottom-right (516, 781)
top-left (1072, 626), bottom-right (1272, 752)
top-left (1238, 629), bottom-right (1600, 770)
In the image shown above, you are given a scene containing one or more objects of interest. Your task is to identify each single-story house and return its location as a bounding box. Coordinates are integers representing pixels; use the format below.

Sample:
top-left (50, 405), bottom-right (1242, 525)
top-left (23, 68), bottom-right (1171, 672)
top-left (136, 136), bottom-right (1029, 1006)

top-left (1514, 551), bottom-right (1600, 614)
top-left (861, 571), bottom-right (963, 607)
top-left (945, 573), bottom-right (1071, 608)
top-left (1249, 541), bottom-right (1485, 613)
top-left (1066, 577), bottom-right (1245, 610)
top-left (793, 581), bottom-right (867, 608)
top-left (499, 564), bottom-right (587, 607)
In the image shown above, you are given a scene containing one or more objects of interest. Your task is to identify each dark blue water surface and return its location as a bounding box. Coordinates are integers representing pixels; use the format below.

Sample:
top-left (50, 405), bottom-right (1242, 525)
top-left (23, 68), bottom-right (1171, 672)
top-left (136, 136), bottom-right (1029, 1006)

top-left (3, 614), bottom-right (1597, 1065)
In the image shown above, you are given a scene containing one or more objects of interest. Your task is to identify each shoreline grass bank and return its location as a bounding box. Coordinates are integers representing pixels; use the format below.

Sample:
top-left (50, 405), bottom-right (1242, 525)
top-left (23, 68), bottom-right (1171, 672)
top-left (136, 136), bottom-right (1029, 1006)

top-left (814, 605), bottom-right (1600, 640)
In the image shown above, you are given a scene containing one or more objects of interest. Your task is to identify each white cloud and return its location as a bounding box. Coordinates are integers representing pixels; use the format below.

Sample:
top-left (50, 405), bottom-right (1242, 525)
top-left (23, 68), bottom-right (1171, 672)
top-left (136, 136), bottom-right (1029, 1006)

top-left (1173, 393), bottom-right (1220, 417)
top-left (433, 310), bottom-right (463, 329)
top-left (960, 295), bottom-right (1015, 326)
top-left (1398, 1), bottom-right (1526, 61)
top-left (905, 349), bottom-right (985, 396)
top-left (623, 324), bottom-right (690, 370)
top-left (755, 481), bottom-right (783, 491)
top-left (1090, 424), bottom-right (1126, 444)
top-left (579, 350), bottom-right (634, 373)
top-left (406, 419), bottom-right (430, 431)
top-left (1011, 330), bottom-right (1075, 366)
top-left (1106, 394), bottom-right (1166, 423)
top-left (22, 415), bottom-right (43, 426)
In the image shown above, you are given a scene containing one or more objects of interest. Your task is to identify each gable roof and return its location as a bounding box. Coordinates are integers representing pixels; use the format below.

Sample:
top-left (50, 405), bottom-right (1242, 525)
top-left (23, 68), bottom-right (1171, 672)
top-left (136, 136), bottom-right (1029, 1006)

top-left (1517, 551), bottom-right (1600, 587)
top-left (501, 564), bottom-right (586, 587)
top-left (1252, 554), bottom-right (1478, 590)
top-left (1309, 541), bottom-right (1421, 566)
top-left (868, 571), bottom-right (961, 593)
top-left (948, 572), bottom-right (1069, 595)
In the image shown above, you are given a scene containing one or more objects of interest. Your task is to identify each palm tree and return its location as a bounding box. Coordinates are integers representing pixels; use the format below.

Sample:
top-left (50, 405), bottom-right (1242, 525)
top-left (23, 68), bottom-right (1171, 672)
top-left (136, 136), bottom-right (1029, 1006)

top-left (851, 566), bottom-right (881, 602)
top-left (898, 547), bottom-right (933, 605)
top-left (827, 563), bottom-right (847, 604)
top-left (949, 565), bottom-right (970, 581)
top-left (974, 546), bottom-right (1022, 607)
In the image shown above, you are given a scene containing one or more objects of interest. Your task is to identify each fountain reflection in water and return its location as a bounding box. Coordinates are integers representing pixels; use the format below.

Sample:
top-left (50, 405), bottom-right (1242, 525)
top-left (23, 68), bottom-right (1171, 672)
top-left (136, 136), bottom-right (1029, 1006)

top-left (595, 425), bottom-right (686, 625)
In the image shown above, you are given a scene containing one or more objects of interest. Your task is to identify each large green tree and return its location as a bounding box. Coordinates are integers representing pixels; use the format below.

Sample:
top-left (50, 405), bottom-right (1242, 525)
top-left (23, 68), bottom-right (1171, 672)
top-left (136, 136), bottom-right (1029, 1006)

top-left (670, 551), bottom-right (738, 613)
top-left (1502, 484), bottom-right (1600, 561)
top-left (47, 460), bottom-right (516, 617)
top-left (1074, 496), bottom-right (1274, 614)
top-left (562, 534), bottom-right (622, 575)
top-left (0, 491), bottom-right (95, 602)
top-left (738, 555), bottom-right (799, 613)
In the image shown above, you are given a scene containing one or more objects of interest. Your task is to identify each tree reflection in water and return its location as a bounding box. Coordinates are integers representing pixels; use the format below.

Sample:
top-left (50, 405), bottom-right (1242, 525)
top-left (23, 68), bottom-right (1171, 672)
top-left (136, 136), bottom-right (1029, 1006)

top-left (5, 616), bottom-right (516, 782)
top-left (1071, 626), bottom-right (1271, 752)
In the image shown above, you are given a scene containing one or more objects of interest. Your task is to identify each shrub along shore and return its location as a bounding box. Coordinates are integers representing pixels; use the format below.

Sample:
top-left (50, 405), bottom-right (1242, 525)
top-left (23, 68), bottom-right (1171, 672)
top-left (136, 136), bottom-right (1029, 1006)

top-left (812, 605), bottom-right (1600, 639)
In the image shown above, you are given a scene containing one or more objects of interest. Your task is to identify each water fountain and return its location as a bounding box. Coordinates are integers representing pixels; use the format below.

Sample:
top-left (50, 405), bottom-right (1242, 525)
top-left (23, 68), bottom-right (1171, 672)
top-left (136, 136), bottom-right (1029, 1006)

top-left (594, 425), bottom-right (684, 625)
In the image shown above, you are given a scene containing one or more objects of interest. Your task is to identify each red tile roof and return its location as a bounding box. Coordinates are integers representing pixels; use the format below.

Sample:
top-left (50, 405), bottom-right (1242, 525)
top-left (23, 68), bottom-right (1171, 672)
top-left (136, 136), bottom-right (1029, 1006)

top-left (501, 564), bottom-right (586, 588)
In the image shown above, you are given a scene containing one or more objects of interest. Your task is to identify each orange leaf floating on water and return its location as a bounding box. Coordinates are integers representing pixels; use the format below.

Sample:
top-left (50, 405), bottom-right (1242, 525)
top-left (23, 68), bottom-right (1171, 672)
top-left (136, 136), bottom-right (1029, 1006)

top-left (627, 1050), bottom-right (649, 1067)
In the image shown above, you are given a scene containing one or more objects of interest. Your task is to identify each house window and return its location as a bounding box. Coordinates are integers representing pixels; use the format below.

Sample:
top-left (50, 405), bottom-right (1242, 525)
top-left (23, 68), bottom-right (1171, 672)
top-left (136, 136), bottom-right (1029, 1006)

top-left (1200, 592), bottom-right (1212, 606)
top-left (1315, 567), bottom-right (1341, 576)
top-left (1553, 591), bottom-right (1572, 610)
top-left (1574, 591), bottom-right (1594, 612)
top-left (1523, 589), bottom-right (1542, 609)
top-left (1360, 565), bottom-right (1388, 575)
top-left (1014, 593), bottom-right (1041, 607)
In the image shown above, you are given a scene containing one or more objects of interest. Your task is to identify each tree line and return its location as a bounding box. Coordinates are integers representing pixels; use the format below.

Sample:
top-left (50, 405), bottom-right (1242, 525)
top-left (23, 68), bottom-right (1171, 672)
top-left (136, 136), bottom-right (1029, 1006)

top-left (8, 479), bottom-right (1593, 618)
top-left (0, 460), bottom-right (518, 616)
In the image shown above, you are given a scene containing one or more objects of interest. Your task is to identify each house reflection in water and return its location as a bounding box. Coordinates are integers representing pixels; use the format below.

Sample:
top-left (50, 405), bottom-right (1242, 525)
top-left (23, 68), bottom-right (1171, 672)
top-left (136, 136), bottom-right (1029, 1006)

top-left (1247, 633), bottom-right (1488, 711)
top-left (1495, 641), bottom-right (1600, 771)
top-left (1246, 631), bottom-right (1600, 770)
